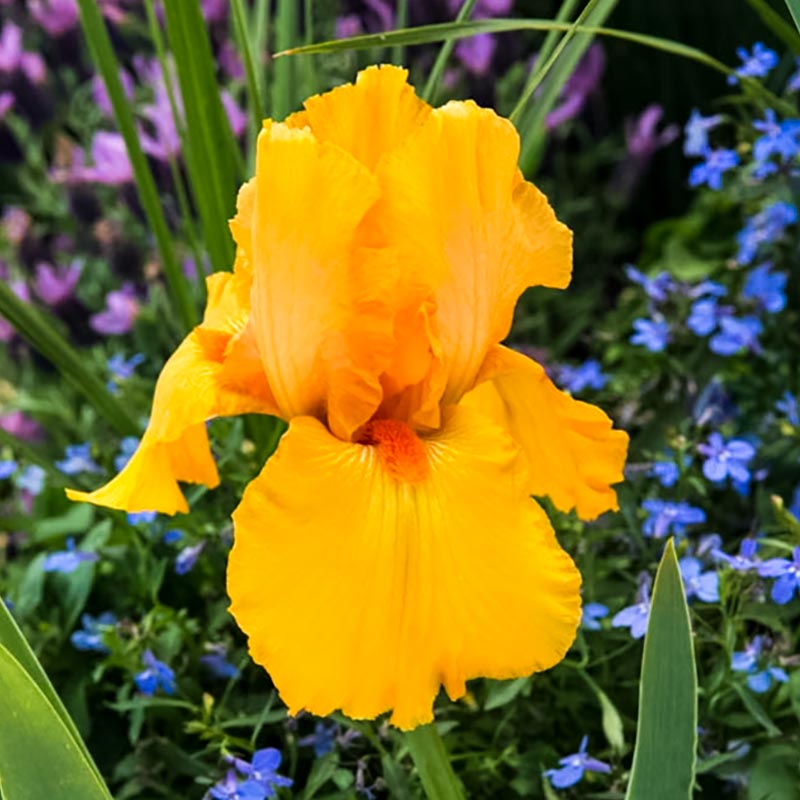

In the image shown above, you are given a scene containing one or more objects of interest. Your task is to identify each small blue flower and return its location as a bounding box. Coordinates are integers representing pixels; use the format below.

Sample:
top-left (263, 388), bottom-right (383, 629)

top-left (114, 436), bottom-right (140, 472)
top-left (649, 451), bottom-right (690, 488)
top-left (134, 649), bottom-right (176, 696)
top-left (544, 735), bottom-right (611, 789)
top-left (558, 359), bottom-right (607, 393)
top-left (688, 280), bottom-right (727, 299)
top-left (16, 465), bottom-right (46, 495)
top-left (776, 392), bottom-right (799, 426)
top-left (679, 557), bottom-right (719, 603)
top-left (107, 353), bottom-right (145, 393)
top-left (175, 541), bottom-right (205, 575)
top-left (758, 546), bottom-right (800, 604)
top-left (127, 511), bottom-right (157, 525)
top-left (581, 602), bottom-right (609, 631)
top-left (683, 109), bottom-right (723, 157)
top-left (200, 648), bottom-right (241, 680)
top-left (55, 443), bottom-right (103, 476)
top-left (712, 538), bottom-right (760, 572)
top-left (630, 318), bottom-right (670, 352)
top-left (709, 315), bottom-right (762, 356)
top-left (688, 147), bottom-right (739, 190)
top-left (731, 636), bottom-right (789, 693)
top-left (625, 265), bottom-right (675, 303)
top-left (298, 722), bottom-right (338, 758)
top-left (728, 42), bottom-right (779, 84)
top-left (736, 201), bottom-right (797, 265)
top-left (612, 577), bottom-right (651, 640)
top-left (43, 537), bottom-right (99, 574)
top-left (752, 110), bottom-right (800, 165)
top-left (642, 499), bottom-right (706, 539)
top-left (687, 298), bottom-right (728, 337)
top-left (742, 263), bottom-right (787, 313)
top-left (227, 748), bottom-right (293, 797)
top-left (697, 432), bottom-right (756, 484)
top-left (789, 57), bottom-right (800, 92)
top-left (0, 459), bottom-right (17, 479)
top-left (162, 528), bottom-right (184, 544)
top-left (71, 612), bottom-right (117, 652)
top-left (209, 769), bottom-right (266, 800)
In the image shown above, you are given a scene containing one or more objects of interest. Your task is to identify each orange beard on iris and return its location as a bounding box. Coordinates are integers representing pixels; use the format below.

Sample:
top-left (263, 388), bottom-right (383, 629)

top-left (67, 65), bottom-right (629, 730)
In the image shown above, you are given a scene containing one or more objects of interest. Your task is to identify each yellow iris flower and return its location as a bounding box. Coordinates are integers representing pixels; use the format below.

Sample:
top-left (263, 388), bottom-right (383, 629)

top-left (68, 65), bottom-right (628, 730)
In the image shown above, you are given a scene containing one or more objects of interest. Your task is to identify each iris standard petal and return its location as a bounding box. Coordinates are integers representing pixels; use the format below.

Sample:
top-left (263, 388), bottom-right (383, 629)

top-left (376, 100), bottom-right (573, 407)
top-left (463, 345), bottom-right (628, 520)
top-left (227, 405), bottom-right (581, 730)
top-left (67, 272), bottom-right (277, 514)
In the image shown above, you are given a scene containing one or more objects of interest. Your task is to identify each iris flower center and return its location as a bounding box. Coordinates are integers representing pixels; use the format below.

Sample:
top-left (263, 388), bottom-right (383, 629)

top-left (358, 419), bottom-right (429, 483)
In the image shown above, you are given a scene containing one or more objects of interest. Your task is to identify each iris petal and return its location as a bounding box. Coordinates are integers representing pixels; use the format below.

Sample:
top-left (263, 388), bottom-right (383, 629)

top-left (227, 405), bottom-right (581, 729)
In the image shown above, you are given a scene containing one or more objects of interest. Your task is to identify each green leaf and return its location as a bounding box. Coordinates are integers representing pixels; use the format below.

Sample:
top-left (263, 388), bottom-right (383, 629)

top-left (580, 671), bottom-right (626, 753)
top-left (0, 281), bottom-right (138, 437)
top-left (422, 0), bottom-right (479, 103)
top-left (271, 0), bottom-right (300, 120)
top-left (784, 0), bottom-right (800, 32)
top-left (484, 676), bottom-right (530, 710)
top-left (731, 682), bottom-right (782, 737)
top-left (75, 0), bottom-right (197, 332)
top-left (163, 0), bottom-right (240, 272)
top-left (625, 539), bottom-right (697, 800)
top-left (404, 723), bottom-right (466, 800)
top-left (230, 0), bottom-right (266, 132)
top-left (748, 743), bottom-right (800, 800)
top-left (746, 0), bottom-right (800, 52)
top-left (32, 503), bottom-right (95, 542)
top-left (0, 606), bottom-right (109, 794)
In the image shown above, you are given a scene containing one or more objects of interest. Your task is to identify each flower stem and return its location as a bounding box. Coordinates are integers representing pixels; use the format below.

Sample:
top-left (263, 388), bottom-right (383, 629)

top-left (404, 724), bottom-right (466, 800)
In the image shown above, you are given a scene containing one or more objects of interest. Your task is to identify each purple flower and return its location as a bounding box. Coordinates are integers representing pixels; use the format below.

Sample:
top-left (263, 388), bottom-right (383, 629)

top-left (544, 736), bottom-right (611, 789)
top-left (709, 315), bottom-right (762, 356)
top-left (114, 436), bottom-right (139, 471)
top-left (0, 22), bottom-right (46, 84)
top-left (729, 43), bottom-right (779, 84)
top-left (33, 261), bottom-right (81, 306)
top-left (736, 201), bottom-right (797, 265)
top-left (581, 602), bottom-right (609, 631)
top-left (71, 612), bottom-right (116, 652)
top-left (446, 0), bottom-right (512, 75)
top-left (741, 263), bottom-right (787, 313)
top-left (630, 317), bottom-right (670, 352)
top-left (684, 109), bottom-right (723, 157)
top-left (175, 541), bottom-right (205, 575)
top-left (335, 14), bottom-right (363, 39)
top-left (221, 90), bottom-right (247, 138)
top-left (201, 0), bottom-right (227, 23)
top-left (0, 411), bottom-right (41, 442)
top-left (298, 722), bottom-right (338, 758)
top-left (625, 265), bottom-right (675, 303)
top-left (697, 433), bottom-right (755, 484)
top-left (625, 104), bottom-right (679, 161)
top-left (688, 147), bottom-right (739, 190)
top-left (712, 538), bottom-right (760, 572)
top-left (135, 649), bottom-right (176, 696)
top-left (91, 69), bottom-right (134, 118)
top-left (43, 537), bottom-right (99, 574)
top-left (642, 499), bottom-right (706, 539)
top-left (29, 0), bottom-right (80, 37)
top-left (200, 646), bottom-right (240, 680)
top-left (679, 557), bottom-right (719, 602)
top-left (90, 285), bottom-right (139, 335)
top-left (545, 45), bottom-right (605, 130)
top-left (558, 359), bottom-right (607, 393)
top-left (137, 59), bottom-right (182, 163)
top-left (56, 442), bottom-right (102, 476)
top-left (758, 546), bottom-right (800, 604)
top-left (776, 392), bottom-right (799, 426)
top-left (0, 90), bottom-right (13, 119)
top-left (731, 636), bottom-right (788, 693)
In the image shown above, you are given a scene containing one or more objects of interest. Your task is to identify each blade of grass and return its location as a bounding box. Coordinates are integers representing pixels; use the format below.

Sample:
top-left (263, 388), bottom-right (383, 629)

top-left (75, 0), bottom-right (196, 332)
top-left (422, 0), bottom-right (478, 103)
top-left (392, 0), bottom-right (410, 65)
top-left (163, 0), bottom-right (241, 271)
top-left (0, 282), bottom-right (138, 436)
top-left (747, 0), bottom-right (800, 52)
top-left (231, 0), bottom-right (265, 133)
top-left (271, 0), bottom-right (299, 120)
top-left (532, 0), bottom-right (582, 75)
top-left (625, 539), bottom-right (697, 800)
top-left (280, 19), bottom-right (794, 116)
top-left (784, 0), bottom-right (800, 31)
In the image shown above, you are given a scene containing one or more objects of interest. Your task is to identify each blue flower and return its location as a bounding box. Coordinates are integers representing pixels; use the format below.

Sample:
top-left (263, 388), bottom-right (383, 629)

top-left (736, 201), bottom-right (797, 265)
top-left (649, 451), bottom-right (690, 488)
top-left (127, 511), bottom-right (157, 525)
top-left (687, 298), bottom-right (727, 337)
top-left (697, 432), bottom-right (755, 484)
top-left (114, 436), bottom-right (140, 472)
top-left (71, 612), bottom-right (116, 652)
top-left (752, 110), bottom-right (800, 167)
top-left (679, 557), bottom-right (719, 603)
top-left (688, 147), bottom-right (739, 190)
top-left (544, 736), bottom-right (611, 789)
top-left (581, 602), bottom-right (609, 631)
top-left (625, 265), bottom-right (675, 303)
top-left (731, 636), bottom-right (789, 693)
top-left (134, 649), bottom-right (176, 696)
top-left (728, 42), bottom-right (779, 84)
top-left (789, 57), bottom-right (800, 92)
top-left (200, 648), bottom-right (241, 680)
top-left (776, 392), bottom-right (799, 426)
top-left (630, 318), bottom-right (670, 352)
top-left (712, 538), bottom-right (760, 572)
top-left (55, 443), bottom-right (103, 476)
top-left (0, 459), bottom-right (17, 479)
top-left (43, 537), bottom-right (99, 574)
top-left (642, 499), bottom-right (706, 539)
top-left (688, 280), bottom-right (727, 299)
top-left (227, 749), bottom-right (293, 797)
top-left (612, 578), bottom-right (651, 640)
top-left (175, 541), bottom-right (205, 575)
top-left (298, 722), bottom-right (338, 758)
top-left (209, 769), bottom-right (267, 800)
top-left (16, 465), bottom-right (46, 495)
top-left (162, 528), bottom-right (184, 544)
top-left (558, 359), bottom-right (608, 393)
top-left (683, 109), bottom-right (723, 157)
top-left (709, 315), bottom-right (762, 356)
top-left (107, 352), bottom-right (144, 393)
top-left (758, 546), bottom-right (800, 604)
top-left (742, 263), bottom-right (787, 313)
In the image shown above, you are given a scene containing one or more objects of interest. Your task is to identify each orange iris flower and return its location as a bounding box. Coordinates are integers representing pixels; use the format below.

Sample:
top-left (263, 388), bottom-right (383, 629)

top-left (68, 65), bottom-right (628, 730)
